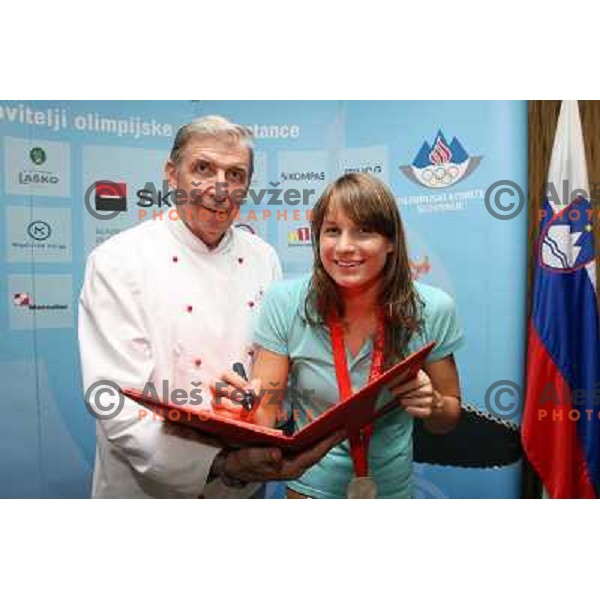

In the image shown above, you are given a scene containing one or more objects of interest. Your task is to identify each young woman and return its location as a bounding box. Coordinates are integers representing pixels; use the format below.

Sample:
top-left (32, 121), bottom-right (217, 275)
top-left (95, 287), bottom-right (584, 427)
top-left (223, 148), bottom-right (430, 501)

top-left (216, 172), bottom-right (464, 499)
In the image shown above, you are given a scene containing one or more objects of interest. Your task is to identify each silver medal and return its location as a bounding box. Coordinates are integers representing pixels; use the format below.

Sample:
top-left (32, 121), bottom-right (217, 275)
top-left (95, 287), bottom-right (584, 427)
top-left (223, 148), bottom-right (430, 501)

top-left (347, 476), bottom-right (378, 499)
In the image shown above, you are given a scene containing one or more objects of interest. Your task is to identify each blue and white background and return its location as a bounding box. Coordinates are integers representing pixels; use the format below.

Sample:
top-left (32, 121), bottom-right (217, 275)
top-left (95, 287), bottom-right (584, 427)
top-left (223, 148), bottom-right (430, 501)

top-left (0, 100), bottom-right (527, 498)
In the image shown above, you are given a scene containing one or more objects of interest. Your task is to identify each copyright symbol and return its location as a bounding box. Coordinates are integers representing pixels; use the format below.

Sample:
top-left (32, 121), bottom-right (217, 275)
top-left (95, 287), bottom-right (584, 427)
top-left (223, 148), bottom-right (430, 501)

top-left (84, 180), bottom-right (122, 221)
top-left (484, 380), bottom-right (522, 420)
top-left (84, 380), bottom-right (125, 420)
top-left (484, 180), bottom-right (525, 220)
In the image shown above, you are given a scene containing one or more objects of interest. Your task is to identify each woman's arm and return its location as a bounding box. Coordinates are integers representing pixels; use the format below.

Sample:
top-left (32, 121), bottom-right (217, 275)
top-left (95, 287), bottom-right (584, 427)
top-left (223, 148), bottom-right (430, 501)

top-left (422, 355), bottom-right (461, 433)
top-left (248, 347), bottom-right (290, 427)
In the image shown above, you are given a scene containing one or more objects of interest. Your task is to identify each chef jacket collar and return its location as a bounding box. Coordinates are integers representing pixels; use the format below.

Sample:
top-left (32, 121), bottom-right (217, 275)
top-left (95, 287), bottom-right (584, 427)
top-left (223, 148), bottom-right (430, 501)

top-left (166, 215), bottom-right (234, 256)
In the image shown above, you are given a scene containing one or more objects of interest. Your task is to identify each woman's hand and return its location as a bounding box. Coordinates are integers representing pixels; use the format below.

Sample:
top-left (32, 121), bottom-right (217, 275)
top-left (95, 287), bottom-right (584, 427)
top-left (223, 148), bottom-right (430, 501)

top-left (210, 371), bottom-right (263, 423)
top-left (389, 369), bottom-right (441, 419)
top-left (210, 348), bottom-right (290, 429)
top-left (389, 356), bottom-right (462, 433)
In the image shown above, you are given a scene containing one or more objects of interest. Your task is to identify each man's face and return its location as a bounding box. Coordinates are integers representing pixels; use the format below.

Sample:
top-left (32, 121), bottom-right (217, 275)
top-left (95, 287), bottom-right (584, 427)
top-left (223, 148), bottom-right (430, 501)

top-left (165, 135), bottom-right (251, 248)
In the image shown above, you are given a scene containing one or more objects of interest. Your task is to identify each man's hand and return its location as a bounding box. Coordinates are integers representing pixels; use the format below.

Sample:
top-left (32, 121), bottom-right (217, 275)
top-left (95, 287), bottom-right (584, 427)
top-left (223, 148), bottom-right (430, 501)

top-left (222, 430), bottom-right (346, 483)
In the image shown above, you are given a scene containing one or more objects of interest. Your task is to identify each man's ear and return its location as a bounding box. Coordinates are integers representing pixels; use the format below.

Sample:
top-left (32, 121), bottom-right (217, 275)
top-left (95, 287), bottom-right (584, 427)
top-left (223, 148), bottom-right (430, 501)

top-left (165, 159), bottom-right (178, 189)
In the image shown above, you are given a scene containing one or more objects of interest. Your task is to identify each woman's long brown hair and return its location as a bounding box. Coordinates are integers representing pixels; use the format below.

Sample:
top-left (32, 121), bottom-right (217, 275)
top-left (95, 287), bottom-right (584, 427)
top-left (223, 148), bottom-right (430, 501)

top-left (304, 172), bottom-right (423, 365)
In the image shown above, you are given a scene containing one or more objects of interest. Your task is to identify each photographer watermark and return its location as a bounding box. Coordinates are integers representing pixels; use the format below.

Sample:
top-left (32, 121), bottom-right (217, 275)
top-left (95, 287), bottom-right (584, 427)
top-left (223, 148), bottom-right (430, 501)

top-left (484, 178), bottom-right (600, 221)
top-left (84, 378), bottom-right (317, 422)
top-left (84, 380), bottom-right (126, 421)
top-left (212, 380), bottom-right (315, 409)
top-left (84, 178), bottom-right (317, 222)
top-left (484, 180), bottom-right (525, 221)
top-left (84, 180), bottom-right (126, 221)
top-left (484, 380), bottom-right (523, 420)
top-left (138, 405), bottom-right (318, 425)
top-left (136, 179), bottom-right (316, 209)
top-left (484, 378), bottom-right (600, 421)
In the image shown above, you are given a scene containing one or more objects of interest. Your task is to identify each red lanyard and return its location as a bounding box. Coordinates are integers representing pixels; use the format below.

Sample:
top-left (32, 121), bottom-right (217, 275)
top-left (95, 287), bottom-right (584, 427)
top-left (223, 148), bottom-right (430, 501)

top-left (328, 309), bottom-right (385, 477)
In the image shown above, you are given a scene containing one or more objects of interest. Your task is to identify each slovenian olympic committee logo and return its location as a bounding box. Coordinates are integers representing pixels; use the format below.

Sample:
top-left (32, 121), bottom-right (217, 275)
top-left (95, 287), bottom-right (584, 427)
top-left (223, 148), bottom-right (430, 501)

top-left (400, 130), bottom-right (482, 189)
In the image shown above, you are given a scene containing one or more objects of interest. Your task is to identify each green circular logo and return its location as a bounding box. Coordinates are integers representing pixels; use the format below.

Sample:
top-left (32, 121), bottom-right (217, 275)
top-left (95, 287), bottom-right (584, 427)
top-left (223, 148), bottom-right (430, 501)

top-left (29, 147), bottom-right (46, 166)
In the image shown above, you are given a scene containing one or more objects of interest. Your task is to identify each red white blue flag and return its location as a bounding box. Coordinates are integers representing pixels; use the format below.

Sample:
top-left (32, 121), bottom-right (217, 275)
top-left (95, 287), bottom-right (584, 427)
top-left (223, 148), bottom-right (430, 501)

top-left (522, 100), bottom-right (600, 498)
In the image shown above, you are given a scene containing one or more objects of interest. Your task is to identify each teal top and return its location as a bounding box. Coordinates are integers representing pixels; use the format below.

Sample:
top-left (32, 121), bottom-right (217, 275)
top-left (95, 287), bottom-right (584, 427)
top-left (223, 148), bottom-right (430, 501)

top-left (254, 275), bottom-right (464, 498)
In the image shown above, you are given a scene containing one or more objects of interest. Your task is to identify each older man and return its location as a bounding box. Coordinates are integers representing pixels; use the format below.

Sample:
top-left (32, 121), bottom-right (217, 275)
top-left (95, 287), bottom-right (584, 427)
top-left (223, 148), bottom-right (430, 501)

top-left (79, 115), bottom-right (340, 498)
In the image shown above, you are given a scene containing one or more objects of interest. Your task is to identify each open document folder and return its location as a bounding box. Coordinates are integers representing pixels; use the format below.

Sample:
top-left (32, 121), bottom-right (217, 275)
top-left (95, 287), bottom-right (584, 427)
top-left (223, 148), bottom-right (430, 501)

top-left (124, 342), bottom-right (435, 454)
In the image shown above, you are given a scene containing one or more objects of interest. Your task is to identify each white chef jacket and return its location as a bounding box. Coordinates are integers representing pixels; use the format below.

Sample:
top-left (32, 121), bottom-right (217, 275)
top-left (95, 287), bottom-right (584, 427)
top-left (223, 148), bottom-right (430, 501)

top-left (78, 215), bottom-right (282, 498)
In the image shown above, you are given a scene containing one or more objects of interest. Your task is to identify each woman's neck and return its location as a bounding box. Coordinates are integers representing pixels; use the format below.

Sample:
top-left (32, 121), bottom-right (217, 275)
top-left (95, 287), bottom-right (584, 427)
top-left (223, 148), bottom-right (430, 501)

top-left (340, 279), bottom-right (380, 320)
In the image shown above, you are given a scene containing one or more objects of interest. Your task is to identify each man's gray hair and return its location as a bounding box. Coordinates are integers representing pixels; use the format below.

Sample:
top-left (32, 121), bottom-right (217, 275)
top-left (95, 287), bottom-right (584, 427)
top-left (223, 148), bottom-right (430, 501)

top-left (169, 115), bottom-right (254, 181)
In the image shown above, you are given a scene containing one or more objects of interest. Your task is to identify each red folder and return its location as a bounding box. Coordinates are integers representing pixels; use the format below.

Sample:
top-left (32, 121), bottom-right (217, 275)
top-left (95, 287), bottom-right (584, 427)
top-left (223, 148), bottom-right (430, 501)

top-left (123, 342), bottom-right (435, 454)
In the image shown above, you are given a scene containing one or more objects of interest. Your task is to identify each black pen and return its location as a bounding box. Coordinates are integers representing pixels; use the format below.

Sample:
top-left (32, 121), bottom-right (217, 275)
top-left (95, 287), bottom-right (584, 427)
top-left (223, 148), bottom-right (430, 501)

top-left (232, 362), bottom-right (255, 412)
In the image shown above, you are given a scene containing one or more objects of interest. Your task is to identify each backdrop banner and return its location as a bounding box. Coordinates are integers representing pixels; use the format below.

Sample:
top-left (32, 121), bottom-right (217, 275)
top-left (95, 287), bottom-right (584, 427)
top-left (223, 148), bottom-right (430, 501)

top-left (0, 100), bottom-right (527, 498)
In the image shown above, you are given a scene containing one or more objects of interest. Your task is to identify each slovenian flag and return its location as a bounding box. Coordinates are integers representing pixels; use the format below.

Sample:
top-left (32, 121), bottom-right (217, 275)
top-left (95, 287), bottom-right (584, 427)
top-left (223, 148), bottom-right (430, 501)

top-left (522, 100), bottom-right (600, 498)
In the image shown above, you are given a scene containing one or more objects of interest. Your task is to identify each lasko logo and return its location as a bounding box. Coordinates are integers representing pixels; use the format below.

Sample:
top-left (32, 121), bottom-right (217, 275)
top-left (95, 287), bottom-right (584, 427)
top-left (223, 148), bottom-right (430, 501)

top-left (19, 145), bottom-right (59, 185)
top-left (4, 137), bottom-right (70, 197)
top-left (29, 147), bottom-right (47, 166)
top-left (95, 181), bottom-right (127, 212)
top-left (400, 130), bottom-right (482, 189)
top-left (17, 144), bottom-right (59, 185)
top-left (539, 197), bottom-right (595, 273)
top-left (288, 226), bottom-right (311, 246)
